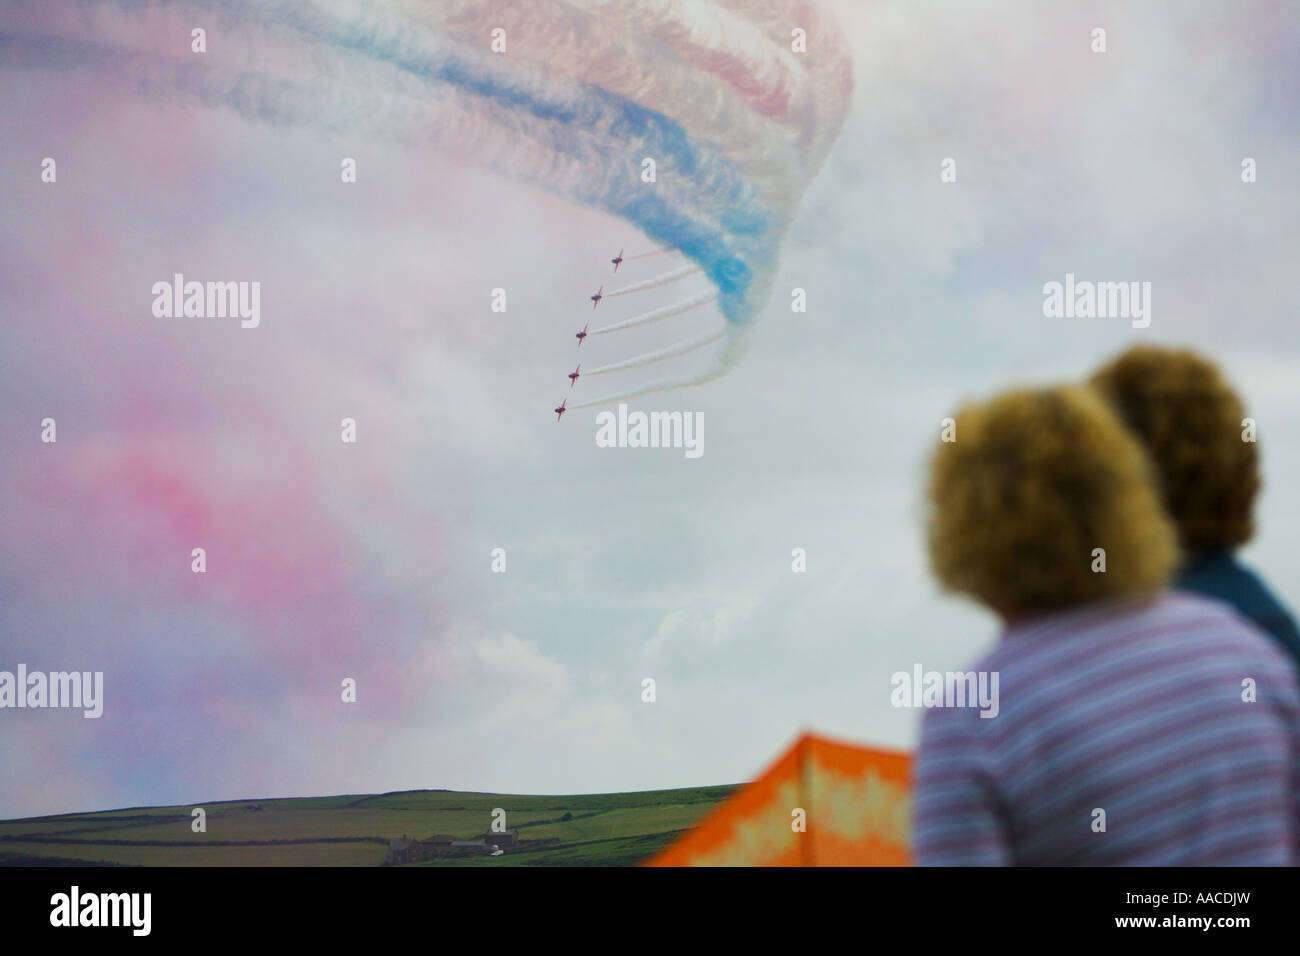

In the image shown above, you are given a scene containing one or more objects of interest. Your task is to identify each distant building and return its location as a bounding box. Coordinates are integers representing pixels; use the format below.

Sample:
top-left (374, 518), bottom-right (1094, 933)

top-left (387, 834), bottom-right (505, 862)
top-left (483, 828), bottom-right (518, 847)
top-left (387, 837), bottom-right (423, 864)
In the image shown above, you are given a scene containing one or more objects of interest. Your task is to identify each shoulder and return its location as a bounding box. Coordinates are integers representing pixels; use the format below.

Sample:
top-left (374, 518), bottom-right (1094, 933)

top-left (1180, 553), bottom-right (1298, 623)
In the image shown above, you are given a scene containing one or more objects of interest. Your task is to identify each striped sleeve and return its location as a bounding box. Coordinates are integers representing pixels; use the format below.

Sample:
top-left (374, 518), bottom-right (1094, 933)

top-left (1292, 708), bottom-right (1300, 864)
top-left (1251, 632), bottom-right (1300, 863)
top-left (1283, 666), bottom-right (1300, 862)
top-left (911, 705), bottom-right (1009, 866)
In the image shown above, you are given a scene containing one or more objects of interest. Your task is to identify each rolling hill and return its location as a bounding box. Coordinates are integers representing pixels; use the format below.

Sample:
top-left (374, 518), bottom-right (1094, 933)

top-left (0, 785), bottom-right (738, 867)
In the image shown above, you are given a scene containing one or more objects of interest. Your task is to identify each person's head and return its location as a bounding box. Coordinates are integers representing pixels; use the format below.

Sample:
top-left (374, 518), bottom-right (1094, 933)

top-left (926, 384), bottom-right (1178, 621)
top-left (1089, 345), bottom-right (1258, 554)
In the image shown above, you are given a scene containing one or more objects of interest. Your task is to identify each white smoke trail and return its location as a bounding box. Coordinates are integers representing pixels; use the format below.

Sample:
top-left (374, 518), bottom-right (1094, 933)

top-left (581, 329), bottom-right (725, 377)
top-left (591, 291), bottom-right (717, 336)
top-left (605, 264), bottom-right (702, 298)
top-left (569, 326), bottom-right (754, 409)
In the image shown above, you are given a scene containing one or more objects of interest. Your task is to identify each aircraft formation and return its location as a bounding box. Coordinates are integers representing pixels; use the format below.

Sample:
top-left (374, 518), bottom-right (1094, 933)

top-left (553, 246), bottom-right (712, 422)
top-left (555, 247), bottom-right (631, 422)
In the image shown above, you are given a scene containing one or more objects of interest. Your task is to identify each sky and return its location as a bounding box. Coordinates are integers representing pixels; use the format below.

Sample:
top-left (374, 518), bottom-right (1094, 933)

top-left (1, 0), bottom-right (1298, 818)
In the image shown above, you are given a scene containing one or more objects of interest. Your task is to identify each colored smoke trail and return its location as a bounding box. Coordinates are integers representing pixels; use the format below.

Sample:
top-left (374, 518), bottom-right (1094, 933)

top-left (592, 291), bottom-right (719, 336)
top-left (627, 249), bottom-right (668, 261)
top-left (4, 0), bottom-right (853, 400)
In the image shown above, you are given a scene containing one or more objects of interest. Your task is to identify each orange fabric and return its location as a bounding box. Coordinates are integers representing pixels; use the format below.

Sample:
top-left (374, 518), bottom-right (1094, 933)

top-left (647, 732), bottom-right (912, 866)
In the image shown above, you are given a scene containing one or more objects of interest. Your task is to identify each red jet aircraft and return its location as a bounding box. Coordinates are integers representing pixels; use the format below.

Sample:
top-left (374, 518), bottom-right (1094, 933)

top-left (575, 323), bottom-right (588, 346)
top-left (554, 399), bottom-right (567, 422)
top-left (590, 285), bottom-right (603, 309)
top-left (568, 364), bottom-right (581, 387)
top-left (611, 249), bottom-right (624, 272)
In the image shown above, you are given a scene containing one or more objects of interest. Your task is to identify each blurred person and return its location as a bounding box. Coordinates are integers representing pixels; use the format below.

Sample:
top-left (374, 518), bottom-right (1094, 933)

top-left (912, 385), bottom-right (1299, 865)
top-left (1090, 344), bottom-right (1300, 668)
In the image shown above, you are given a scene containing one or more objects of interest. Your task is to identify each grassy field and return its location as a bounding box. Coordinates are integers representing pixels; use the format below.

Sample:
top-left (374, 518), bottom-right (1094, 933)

top-left (0, 785), bottom-right (737, 867)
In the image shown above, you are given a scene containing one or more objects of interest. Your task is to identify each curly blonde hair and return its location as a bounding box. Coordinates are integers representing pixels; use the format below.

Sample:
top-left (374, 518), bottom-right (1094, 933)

top-left (927, 385), bottom-right (1178, 619)
top-left (1089, 345), bottom-right (1258, 551)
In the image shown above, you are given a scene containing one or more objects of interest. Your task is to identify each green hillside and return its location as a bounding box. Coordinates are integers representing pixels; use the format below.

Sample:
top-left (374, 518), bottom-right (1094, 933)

top-left (0, 785), bottom-right (737, 867)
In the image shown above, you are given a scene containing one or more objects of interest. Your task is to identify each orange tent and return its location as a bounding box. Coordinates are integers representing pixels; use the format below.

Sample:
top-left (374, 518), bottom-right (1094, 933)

top-left (647, 732), bottom-right (912, 866)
